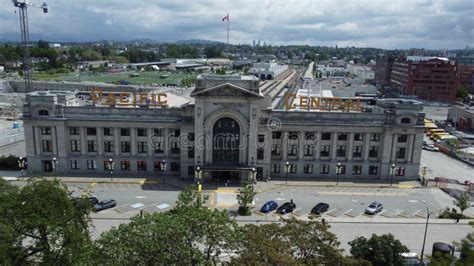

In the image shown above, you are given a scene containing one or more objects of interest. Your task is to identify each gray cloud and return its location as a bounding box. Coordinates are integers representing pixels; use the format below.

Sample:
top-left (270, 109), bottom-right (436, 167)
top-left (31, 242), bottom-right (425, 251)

top-left (0, 0), bottom-right (472, 49)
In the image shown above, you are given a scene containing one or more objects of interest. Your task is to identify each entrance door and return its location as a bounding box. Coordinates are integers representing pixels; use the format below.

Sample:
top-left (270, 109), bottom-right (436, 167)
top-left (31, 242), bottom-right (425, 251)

top-left (43, 161), bottom-right (53, 172)
top-left (213, 117), bottom-right (240, 165)
top-left (212, 171), bottom-right (240, 183)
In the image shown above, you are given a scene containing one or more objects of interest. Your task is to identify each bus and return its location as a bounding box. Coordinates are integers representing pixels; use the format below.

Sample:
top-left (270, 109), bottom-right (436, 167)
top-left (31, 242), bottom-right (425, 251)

top-left (427, 129), bottom-right (444, 137)
top-left (431, 132), bottom-right (451, 141)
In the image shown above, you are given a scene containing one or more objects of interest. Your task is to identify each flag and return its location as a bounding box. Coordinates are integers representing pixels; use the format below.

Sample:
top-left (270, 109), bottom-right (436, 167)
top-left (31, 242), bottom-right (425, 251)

top-left (222, 14), bottom-right (229, 21)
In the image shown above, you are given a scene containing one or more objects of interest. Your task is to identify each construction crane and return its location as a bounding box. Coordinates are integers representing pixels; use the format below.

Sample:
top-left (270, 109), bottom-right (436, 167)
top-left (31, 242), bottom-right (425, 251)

top-left (12, 0), bottom-right (48, 93)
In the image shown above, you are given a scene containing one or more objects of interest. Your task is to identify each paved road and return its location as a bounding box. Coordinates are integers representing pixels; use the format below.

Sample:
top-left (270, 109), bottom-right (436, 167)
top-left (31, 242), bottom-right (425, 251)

top-left (420, 146), bottom-right (473, 183)
top-left (0, 140), bottom-right (25, 157)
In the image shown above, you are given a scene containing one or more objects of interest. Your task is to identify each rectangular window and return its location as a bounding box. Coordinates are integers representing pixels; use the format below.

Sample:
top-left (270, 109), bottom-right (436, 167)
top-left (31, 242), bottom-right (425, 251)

top-left (271, 144), bottom-right (281, 156)
top-left (137, 128), bottom-right (147, 137)
top-left (40, 127), bottom-right (51, 135)
top-left (154, 142), bottom-right (163, 154)
top-left (337, 133), bottom-right (348, 141)
top-left (352, 165), bottom-right (362, 175)
top-left (188, 166), bottom-right (195, 176)
top-left (304, 164), bottom-right (313, 174)
top-left (137, 142), bottom-right (147, 153)
top-left (121, 141), bottom-right (131, 153)
top-left (369, 146), bottom-right (379, 158)
top-left (120, 160), bottom-right (130, 171)
top-left (396, 147), bottom-right (406, 159)
top-left (86, 127), bottom-right (97, 136)
top-left (258, 134), bottom-right (265, 143)
top-left (336, 145), bottom-right (346, 157)
top-left (353, 146), bottom-right (363, 158)
top-left (320, 145), bottom-right (330, 157)
top-left (171, 142), bottom-right (180, 154)
top-left (154, 161), bottom-right (164, 171)
top-left (287, 144), bottom-right (297, 156)
top-left (370, 133), bottom-right (380, 141)
top-left (70, 160), bottom-right (79, 170)
top-left (120, 128), bottom-right (130, 136)
top-left (70, 140), bottom-right (80, 152)
top-left (321, 132), bottom-right (331, 140)
top-left (304, 145), bottom-right (314, 156)
top-left (354, 133), bottom-right (364, 141)
top-left (395, 167), bottom-right (405, 176)
top-left (188, 147), bottom-right (194, 159)
top-left (397, 134), bottom-right (408, 143)
top-left (257, 149), bottom-right (264, 160)
top-left (87, 140), bottom-right (97, 152)
top-left (271, 164), bottom-right (280, 173)
top-left (188, 133), bottom-right (195, 141)
top-left (339, 165), bottom-right (346, 175)
top-left (369, 166), bottom-right (378, 175)
top-left (137, 161), bottom-right (147, 171)
top-left (87, 160), bottom-right (97, 170)
top-left (69, 127), bottom-right (79, 135)
top-left (320, 164), bottom-right (329, 174)
top-left (170, 162), bottom-right (180, 171)
top-left (103, 128), bottom-right (113, 136)
top-left (289, 164), bottom-right (297, 173)
top-left (154, 128), bottom-right (163, 137)
top-left (104, 141), bottom-right (114, 153)
top-left (42, 140), bottom-right (52, 152)
top-left (170, 129), bottom-right (180, 137)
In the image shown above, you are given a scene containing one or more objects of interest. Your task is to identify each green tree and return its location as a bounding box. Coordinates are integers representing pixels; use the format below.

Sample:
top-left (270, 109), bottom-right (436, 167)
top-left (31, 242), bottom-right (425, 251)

top-left (204, 45), bottom-right (223, 58)
top-left (0, 178), bottom-right (93, 265)
top-left (456, 85), bottom-right (469, 100)
top-left (37, 39), bottom-right (49, 49)
top-left (349, 233), bottom-right (409, 266)
top-left (236, 181), bottom-right (256, 216)
top-left (454, 193), bottom-right (470, 215)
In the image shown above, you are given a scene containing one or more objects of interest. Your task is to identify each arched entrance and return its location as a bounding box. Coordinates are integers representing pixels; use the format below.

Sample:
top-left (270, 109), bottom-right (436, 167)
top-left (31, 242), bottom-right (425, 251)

top-left (212, 117), bottom-right (240, 181)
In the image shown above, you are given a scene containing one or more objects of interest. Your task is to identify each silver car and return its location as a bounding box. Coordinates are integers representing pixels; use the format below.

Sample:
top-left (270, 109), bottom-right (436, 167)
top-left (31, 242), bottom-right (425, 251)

top-left (365, 201), bottom-right (383, 215)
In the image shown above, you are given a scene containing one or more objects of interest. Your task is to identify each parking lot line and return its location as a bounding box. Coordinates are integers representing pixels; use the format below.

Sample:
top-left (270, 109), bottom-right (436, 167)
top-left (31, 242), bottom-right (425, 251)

top-left (326, 208), bottom-right (337, 215)
top-left (140, 203), bottom-right (158, 210)
top-left (342, 208), bottom-right (353, 216)
top-left (412, 209), bottom-right (421, 217)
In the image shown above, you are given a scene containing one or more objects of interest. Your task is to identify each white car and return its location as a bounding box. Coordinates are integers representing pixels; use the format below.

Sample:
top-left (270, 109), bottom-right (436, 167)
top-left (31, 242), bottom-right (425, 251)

top-left (365, 201), bottom-right (383, 215)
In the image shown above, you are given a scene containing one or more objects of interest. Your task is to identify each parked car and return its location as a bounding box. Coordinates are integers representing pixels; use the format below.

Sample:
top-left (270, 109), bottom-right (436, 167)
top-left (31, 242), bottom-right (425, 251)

top-left (422, 144), bottom-right (439, 152)
top-left (260, 200), bottom-right (278, 213)
top-left (94, 199), bottom-right (117, 212)
top-left (276, 200), bottom-right (296, 215)
top-left (311, 203), bottom-right (330, 215)
top-left (365, 201), bottom-right (383, 215)
top-left (88, 196), bottom-right (99, 205)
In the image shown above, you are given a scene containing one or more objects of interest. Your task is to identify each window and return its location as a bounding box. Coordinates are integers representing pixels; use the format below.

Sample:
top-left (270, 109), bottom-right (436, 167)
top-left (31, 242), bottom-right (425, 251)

top-left (40, 127), bottom-right (51, 135)
top-left (288, 164), bottom-right (297, 173)
top-left (103, 128), bottom-right (113, 136)
top-left (287, 144), bottom-right (297, 156)
top-left (272, 132), bottom-right (282, 139)
top-left (321, 132), bottom-right (331, 140)
top-left (320, 164), bottom-right (329, 174)
top-left (188, 133), bottom-right (195, 141)
top-left (271, 144), bottom-right (281, 156)
top-left (396, 147), bottom-right (406, 159)
top-left (352, 165), bottom-right (362, 175)
top-left (121, 141), bottom-right (131, 153)
top-left (339, 165), bottom-right (346, 175)
top-left (353, 146), bottom-right (363, 158)
top-left (271, 164), bottom-right (280, 173)
top-left (86, 127), bottom-right (97, 136)
top-left (154, 142), bottom-right (163, 153)
top-left (304, 164), bottom-right (313, 174)
top-left (171, 142), bottom-right (180, 154)
top-left (170, 162), bottom-right (180, 171)
top-left (337, 133), bottom-right (348, 141)
top-left (137, 142), bottom-right (147, 153)
top-left (69, 127), bottom-right (79, 135)
top-left (369, 166), bottom-right (378, 175)
top-left (104, 141), bottom-right (114, 153)
top-left (304, 145), bottom-right (314, 156)
top-left (87, 160), bottom-right (97, 170)
top-left (42, 140), bottom-right (52, 152)
top-left (370, 133), bottom-right (380, 141)
top-left (257, 149), bottom-right (264, 160)
top-left (170, 129), bottom-right (180, 137)
top-left (395, 167), bottom-right (405, 176)
top-left (188, 166), bottom-right (195, 176)
top-left (188, 147), bottom-right (194, 159)
top-left (154, 128), bottom-right (163, 137)
top-left (120, 160), bottom-right (130, 171)
top-left (38, 109), bottom-right (49, 116)
top-left (87, 140), bottom-right (97, 152)
top-left (258, 134), bottom-right (265, 143)
top-left (70, 140), bottom-right (80, 152)
top-left (320, 145), bottom-right (330, 157)
top-left (401, 117), bottom-right (411, 124)
top-left (137, 161), bottom-right (147, 171)
top-left (70, 160), bottom-right (79, 170)
top-left (336, 146), bottom-right (346, 157)
top-left (154, 161), bottom-right (164, 171)
top-left (369, 146), bottom-right (379, 158)
top-left (137, 128), bottom-right (147, 137)
top-left (398, 134), bottom-right (408, 143)
top-left (120, 128), bottom-right (130, 136)
top-left (354, 133), bottom-right (364, 141)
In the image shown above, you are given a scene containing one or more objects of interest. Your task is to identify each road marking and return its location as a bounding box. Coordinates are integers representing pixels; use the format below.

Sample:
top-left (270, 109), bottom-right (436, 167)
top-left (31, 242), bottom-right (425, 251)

top-left (91, 182), bottom-right (97, 187)
top-left (399, 185), bottom-right (414, 189)
top-left (136, 196), bottom-right (146, 199)
top-left (326, 208), bottom-right (337, 215)
top-left (140, 203), bottom-right (158, 209)
top-left (342, 208), bottom-right (353, 215)
top-left (412, 209), bottom-right (421, 217)
top-left (131, 203), bottom-right (145, 209)
top-left (115, 202), bottom-right (132, 209)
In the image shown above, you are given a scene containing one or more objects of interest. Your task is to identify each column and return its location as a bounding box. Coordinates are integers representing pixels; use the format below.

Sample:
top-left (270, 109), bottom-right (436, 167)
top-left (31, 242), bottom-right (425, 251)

top-left (411, 133), bottom-right (424, 164)
top-left (363, 132), bottom-right (370, 161)
top-left (390, 134), bottom-right (397, 161)
top-left (97, 127), bottom-right (103, 155)
top-left (315, 132), bottom-right (321, 160)
top-left (147, 128), bottom-right (153, 156)
top-left (51, 126), bottom-right (57, 156)
top-left (114, 127), bottom-right (120, 156)
top-left (347, 132), bottom-right (354, 160)
top-left (164, 128), bottom-right (170, 158)
top-left (24, 125), bottom-right (36, 156)
top-left (34, 126), bottom-right (41, 155)
top-left (406, 134), bottom-right (414, 162)
top-left (80, 126), bottom-right (86, 155)
top-left (282, 132), bottom-right (288, 161)
top-left (298, 131), bottom-right (305, 159)
top-left (330, 132), bottom-right (337, 160)
top-left (131, 128), bottom-right (136, 156)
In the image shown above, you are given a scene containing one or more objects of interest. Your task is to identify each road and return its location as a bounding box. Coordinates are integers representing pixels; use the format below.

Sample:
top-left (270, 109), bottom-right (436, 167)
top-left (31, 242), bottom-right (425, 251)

top-left (0, 140), bottom-right (25, 157)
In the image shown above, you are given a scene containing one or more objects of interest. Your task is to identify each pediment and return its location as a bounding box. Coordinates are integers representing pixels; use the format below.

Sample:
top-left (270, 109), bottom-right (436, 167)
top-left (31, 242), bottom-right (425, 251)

top-left (191, 83), bottom-right (263, 98)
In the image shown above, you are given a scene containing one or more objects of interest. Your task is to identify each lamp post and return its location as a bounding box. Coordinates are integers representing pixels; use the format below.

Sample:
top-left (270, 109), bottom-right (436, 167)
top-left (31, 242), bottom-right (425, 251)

top-left (390, 163), bottom-right (396, 187)
top-left (52, 157), bottom-right (58, 174)
top-left (421, 165), bottom-right (428, 186)
top-left (420, 200), bottom-right (433, 265)
top-left (107, 158), bottom-right (114, 182)
top-left (161, 159), bottom-right (167, 183)
top-left (17, 156), bottom-right (26, 176)
top-left (336, 162), bottom-right (342, 186)
top-left (251, 167), bottom-right (256, 186)
top-left (285, 161), bottom-right (290, 184)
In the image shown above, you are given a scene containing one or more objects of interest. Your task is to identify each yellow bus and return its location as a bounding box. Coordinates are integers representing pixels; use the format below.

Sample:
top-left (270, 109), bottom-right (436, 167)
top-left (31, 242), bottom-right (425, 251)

top-left (431, 132), bottom-right (450, 141)
top-left (427, 129), bottom-right (444, 137)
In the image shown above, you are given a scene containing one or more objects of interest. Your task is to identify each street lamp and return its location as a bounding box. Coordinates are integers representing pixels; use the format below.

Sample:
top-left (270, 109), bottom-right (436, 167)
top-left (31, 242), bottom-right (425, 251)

top-left (285, 161), bottom-right (290, 184)
top-left (17, 156), bottom-right (26, 176)
top-left (251, 167), bottom-right (257, 185)
top-left (335, 162), bottom-right (342, 186)
top-left (107, 158), bottom-right (114, 182)
top-left (52, 157), bottom-right (58, 174)
top-left (420, 200), bottom-right (434, 265)
top-left (161, 159), bottom-right (167, 183)
top-left (421, 165), bottom-right (428, 186)
top-left (390, 163), bottom-right (396, 187)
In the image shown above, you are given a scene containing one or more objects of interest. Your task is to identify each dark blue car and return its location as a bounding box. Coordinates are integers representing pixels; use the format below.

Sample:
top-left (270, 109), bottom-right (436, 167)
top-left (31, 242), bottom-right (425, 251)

top-left (260, 200), bottom-right (278, 213)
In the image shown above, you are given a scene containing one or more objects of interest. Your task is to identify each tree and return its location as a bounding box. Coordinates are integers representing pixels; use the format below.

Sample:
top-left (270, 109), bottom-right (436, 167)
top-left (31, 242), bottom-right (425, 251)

top-left (37, 39), bottom-right (49, 49)
top-left (456, 85), bottom-right (469, 100)
top-left (204, 45), bottom-right (223, 58)
top-left (349, 233), bottom-right (409, 266)
top-left (236, 181), bottom-right (256, 216)
top-left (454, 193), bottom-right (470, 215)
top-left (0, 178), bottom-right (93, 265)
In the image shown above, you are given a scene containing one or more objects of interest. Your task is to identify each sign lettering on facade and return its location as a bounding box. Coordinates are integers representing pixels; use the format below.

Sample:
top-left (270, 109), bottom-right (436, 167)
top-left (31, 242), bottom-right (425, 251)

top-left (284, 92), bottom-right (362, 111)
top-left (91, 88), bottom-right (168, 107)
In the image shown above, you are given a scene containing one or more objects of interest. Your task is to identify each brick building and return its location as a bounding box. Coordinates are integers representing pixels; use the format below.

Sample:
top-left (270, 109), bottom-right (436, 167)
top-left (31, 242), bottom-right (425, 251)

top-left (374, 55), bottom-right (395, 86)
top-left (456, 55), bottom-right (474, 93)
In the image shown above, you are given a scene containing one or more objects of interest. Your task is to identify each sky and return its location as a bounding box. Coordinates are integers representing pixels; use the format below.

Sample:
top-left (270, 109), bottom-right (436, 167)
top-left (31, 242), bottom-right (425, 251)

top-left (0, 0), bottom-right (472, 49)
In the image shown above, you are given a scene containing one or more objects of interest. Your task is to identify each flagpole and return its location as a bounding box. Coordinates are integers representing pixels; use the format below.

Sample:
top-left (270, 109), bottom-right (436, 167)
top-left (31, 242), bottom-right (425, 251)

top-left (226, 13), bottom-right (229, 45)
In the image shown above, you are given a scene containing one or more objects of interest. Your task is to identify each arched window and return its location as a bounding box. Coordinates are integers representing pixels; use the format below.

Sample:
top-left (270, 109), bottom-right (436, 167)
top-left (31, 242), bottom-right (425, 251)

top-left (38, 110), bottom-right (49, 116)
top-left (401, 117), bottom-right (411, 124)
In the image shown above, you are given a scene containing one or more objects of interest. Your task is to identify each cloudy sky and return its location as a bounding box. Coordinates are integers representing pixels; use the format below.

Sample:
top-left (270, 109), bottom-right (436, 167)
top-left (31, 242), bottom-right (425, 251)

top-left (0, 0), bottom-right (472, 49)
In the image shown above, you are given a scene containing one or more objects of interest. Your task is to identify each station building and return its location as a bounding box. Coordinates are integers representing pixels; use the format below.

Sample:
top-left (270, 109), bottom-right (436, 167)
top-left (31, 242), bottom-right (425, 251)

top-left (22, 75), bottom-right (425, 182)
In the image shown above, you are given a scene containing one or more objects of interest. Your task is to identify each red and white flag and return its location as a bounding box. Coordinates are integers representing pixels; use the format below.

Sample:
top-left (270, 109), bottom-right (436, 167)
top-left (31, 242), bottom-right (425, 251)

top-left (222, 13), bottom-right (229, 21)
